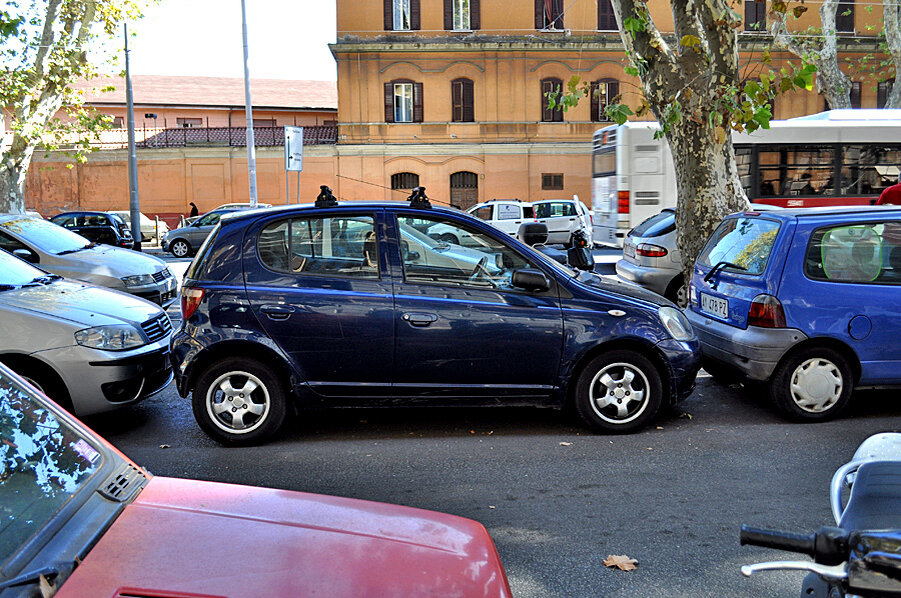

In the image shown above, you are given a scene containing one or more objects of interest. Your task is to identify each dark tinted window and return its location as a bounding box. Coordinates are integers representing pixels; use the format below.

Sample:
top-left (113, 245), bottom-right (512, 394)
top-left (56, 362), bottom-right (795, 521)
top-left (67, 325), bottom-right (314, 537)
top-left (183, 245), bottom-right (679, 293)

top-left (806, 221), bottom-right (901, 284)
top-left (630, 210), bottom-right (675, 237)
top-left (698, 217), bottom-right (781, 275)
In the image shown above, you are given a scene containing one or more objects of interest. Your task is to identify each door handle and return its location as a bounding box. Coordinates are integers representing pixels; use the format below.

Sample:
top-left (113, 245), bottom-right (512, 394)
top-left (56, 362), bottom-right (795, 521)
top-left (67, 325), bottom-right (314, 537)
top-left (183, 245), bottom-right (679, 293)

top-left (261, 304), bottom-right (295, 320)
top-left (402, 312), bottom-right (438, 327)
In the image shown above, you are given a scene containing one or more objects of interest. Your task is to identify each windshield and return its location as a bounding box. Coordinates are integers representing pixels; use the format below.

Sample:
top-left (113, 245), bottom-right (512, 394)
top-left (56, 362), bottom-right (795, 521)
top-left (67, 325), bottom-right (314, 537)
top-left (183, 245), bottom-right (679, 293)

top-left (0, 250), bottom-right (51, 287)
top-left (0, 371), bottom-right (103, 565)
top-left (0, 218), bottom-right (91, 255)
top-left (698, 217), bottom-right (782, 276)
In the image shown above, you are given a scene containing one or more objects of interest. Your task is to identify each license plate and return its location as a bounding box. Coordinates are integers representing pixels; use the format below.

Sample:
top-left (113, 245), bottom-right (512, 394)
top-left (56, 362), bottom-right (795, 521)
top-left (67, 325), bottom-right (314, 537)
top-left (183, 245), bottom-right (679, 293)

top-left (623, 243), bottom-right (636, 259)
top-left (700, 293), bottom-right (728, 319)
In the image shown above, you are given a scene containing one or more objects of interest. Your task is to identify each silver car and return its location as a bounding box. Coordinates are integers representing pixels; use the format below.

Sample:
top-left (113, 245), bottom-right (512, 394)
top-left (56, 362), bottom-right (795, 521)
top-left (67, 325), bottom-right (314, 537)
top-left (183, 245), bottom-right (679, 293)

top-left (163, 208), bottom-right (246, 257)
top-left (0, 215), bottom-right (178, 307)
top-left (616, 204), bottom-right (780, 307)
top-left (0, 249), bottom-right (172, 415)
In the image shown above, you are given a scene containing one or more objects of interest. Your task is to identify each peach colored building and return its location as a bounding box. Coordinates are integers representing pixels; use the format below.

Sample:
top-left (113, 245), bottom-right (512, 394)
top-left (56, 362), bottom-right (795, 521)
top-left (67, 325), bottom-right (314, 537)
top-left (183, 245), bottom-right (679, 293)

top-left (22, 1), bottom-right (892, 218)
top-left (24, 75), bottom-right (338, 224)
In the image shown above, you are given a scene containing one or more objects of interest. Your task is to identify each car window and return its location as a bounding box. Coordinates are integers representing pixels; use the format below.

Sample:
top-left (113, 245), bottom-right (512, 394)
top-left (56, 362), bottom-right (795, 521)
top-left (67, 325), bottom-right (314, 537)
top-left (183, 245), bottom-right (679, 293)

top-left (805, 221), bottom-right (901, 283)
top-left (630, 210), bottom-right (675, 237)
top-left (0, 249), bottom-right (46, 285)
top-left (397, 215), bottom-right (535, 290)
top-left (0, 372), bottom-right (103, 565)
top-left (51, 215), bottom-right (75, 228)
top-left (495, 204), bottom-right (521, 220)
top-left (84, 215), bottom-right (108, 226)
top-left (257, 216), bottom-right (379, 279)
top-left (196, 211), bottom-right (225, 227)
top-left (470, 206), bottom-right (493, 221)
top-left (535, 202), bottom-right (576, 218)
top-left (0, 218), bottom-right (90, 254)
top-left (698, 217), bottom-right (781, 276)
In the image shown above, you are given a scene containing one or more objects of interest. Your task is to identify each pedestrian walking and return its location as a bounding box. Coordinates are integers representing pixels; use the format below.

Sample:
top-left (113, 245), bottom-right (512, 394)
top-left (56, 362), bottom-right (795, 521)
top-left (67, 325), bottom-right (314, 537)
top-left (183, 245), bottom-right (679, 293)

top-left (189, 202), bottom-right (199, 217)
top-left (876, 173), bottom-right (901, 205)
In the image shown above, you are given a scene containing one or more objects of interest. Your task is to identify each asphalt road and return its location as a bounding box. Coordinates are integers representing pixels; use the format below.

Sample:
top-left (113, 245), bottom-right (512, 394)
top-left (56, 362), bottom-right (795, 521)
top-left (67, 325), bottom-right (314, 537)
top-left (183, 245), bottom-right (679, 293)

top-left (89, 350), bottom-right (901, 595)
top-left (118, 247), bottom-right (901, 596)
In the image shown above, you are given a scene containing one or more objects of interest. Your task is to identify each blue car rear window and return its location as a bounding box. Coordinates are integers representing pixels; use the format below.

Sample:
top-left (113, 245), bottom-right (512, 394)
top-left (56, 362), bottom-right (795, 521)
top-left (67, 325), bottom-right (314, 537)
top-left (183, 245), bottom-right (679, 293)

top-left (698, 217), bottom-right (781, 276)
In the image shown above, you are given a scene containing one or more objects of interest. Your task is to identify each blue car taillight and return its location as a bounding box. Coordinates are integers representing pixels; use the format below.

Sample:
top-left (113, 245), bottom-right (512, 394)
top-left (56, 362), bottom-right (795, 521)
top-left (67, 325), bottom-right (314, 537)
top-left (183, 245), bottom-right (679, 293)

top-left (748, 294), bottom-right (786, 328)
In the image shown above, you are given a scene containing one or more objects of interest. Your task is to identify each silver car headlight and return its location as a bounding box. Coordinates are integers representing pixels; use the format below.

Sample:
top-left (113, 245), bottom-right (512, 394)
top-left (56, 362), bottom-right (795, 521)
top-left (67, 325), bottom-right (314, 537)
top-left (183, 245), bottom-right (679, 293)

top-left (75, 325), bottom-right (145, 351)
top-left (121, 273), bottom-right (156, 287)
top-left (658, 306), bottom-right (694, 341)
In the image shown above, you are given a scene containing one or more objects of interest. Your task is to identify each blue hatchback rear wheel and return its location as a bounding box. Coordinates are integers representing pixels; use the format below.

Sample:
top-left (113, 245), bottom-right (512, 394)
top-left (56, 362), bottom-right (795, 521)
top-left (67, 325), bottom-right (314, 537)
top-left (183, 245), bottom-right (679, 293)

top-left (770, 347), bottom-right (853, 421)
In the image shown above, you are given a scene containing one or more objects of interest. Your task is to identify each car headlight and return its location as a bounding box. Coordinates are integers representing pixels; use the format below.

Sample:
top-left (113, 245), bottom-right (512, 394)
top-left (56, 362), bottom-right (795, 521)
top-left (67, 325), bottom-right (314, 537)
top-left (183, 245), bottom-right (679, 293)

top-left (121, 273), bottom-right (156, 287)
top-left (658, 306), bottom-right (694, 341)
top-left (75, 325), bottom-right (145, 351)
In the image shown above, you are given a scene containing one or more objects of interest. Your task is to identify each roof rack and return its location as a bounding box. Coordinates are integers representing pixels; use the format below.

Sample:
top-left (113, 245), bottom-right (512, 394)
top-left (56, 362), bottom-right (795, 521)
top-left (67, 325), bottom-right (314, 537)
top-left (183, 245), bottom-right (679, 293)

top-left (409, 186), bottom-right (431, 209)
top-left (486, 198), bottom-right (521, 203)
top-left (315, 185), bottom-right (338, 208)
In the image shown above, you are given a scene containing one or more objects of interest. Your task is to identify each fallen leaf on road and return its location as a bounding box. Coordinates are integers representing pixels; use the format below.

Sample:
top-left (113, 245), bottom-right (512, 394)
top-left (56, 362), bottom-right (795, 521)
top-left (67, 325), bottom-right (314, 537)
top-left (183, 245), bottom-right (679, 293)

top-left (488, 505), bottom-right (496, 509)
top-left (159, 444), bottom-right (170, 449)
top-left (603, 554), bottom-right (638, 571)
top-left (679, 412), bottom-right (693, 420)
top-left (559, 441), bottom-right (573, 446)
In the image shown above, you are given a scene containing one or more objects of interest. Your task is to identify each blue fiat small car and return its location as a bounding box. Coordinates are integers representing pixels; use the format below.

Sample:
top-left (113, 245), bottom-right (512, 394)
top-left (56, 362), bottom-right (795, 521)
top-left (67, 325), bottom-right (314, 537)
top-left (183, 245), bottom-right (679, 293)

top-left (687, 206), bottom-right (901, 421)
top-left (171, 189), bottom-right (700, 444)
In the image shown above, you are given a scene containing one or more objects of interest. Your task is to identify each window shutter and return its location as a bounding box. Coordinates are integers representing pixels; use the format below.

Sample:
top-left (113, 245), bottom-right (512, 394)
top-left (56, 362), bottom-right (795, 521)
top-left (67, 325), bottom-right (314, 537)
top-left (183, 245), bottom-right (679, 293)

top-left (535, 0), bottom-right (544, 28)
top-left (836, 0), bottom-right (854, 32)
top-left (607, 79), bottom-right (620, 102)
top-left (598, 0), bottom-right (616, 30)
top-left (411, 0), bottom-right (421, 30)
top-left (385, 82), bottom-right (395, 123)
top-left (553, 0), bottom-right (563, 28)
top-left (541, 79), bottom-right (561, 122)
top-left (384, 0), bottom-right (393, 30)
top-left (452, 80), bottom-right (463, 121)
top-left (413, 82), bottom-right (424, 122)
top-left (444, 0), bottom-right (453, 29)
top-left (590, 82), bottom-right (600, 122)
top-left (462, 79), bottom-right (474, 121)
top-left (471, 0), bottom-right (480, 29)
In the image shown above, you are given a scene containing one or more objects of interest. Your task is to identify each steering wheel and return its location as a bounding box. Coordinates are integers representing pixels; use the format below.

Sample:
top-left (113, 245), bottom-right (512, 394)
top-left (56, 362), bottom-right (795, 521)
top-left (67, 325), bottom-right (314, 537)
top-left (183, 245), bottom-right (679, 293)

top-left (468, 256), bottom-right (498, 287)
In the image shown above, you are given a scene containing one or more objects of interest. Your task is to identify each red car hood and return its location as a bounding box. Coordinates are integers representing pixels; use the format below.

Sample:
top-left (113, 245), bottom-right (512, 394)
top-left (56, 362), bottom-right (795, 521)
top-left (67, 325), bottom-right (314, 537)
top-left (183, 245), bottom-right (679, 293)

top-left (58, 477), bottom-right (511, 598)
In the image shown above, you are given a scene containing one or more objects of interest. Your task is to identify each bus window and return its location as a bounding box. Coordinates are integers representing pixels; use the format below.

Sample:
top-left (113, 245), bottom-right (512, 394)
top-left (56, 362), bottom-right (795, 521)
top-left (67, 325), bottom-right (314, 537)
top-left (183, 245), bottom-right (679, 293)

top-left (841, 145), bottom-right (901, 197)
top-left (757, 146), bottom-right (834, 197)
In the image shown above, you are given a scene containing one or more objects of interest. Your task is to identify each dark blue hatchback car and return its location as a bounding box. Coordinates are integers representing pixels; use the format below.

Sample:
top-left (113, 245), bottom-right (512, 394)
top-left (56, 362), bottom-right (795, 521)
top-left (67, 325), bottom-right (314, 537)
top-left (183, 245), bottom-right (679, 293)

top-left (171, 189), bottom-right (700, 444)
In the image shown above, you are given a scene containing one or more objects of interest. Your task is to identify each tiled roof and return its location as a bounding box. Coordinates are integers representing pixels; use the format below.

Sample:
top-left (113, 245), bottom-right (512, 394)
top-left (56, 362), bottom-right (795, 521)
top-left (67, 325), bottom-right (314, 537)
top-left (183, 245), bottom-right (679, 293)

top-left (76, 75), bottom-right (337, 110)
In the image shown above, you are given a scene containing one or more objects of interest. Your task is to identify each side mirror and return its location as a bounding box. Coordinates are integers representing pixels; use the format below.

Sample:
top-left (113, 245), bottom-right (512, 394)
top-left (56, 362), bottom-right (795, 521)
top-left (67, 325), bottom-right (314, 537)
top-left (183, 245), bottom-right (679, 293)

top-left (512, 268), bottom-right (551, 292)
top-left (567, 247), bottom-right (594, 271)
top-left (13, 248), bottom-right (38, 263)
top-left (518, 222), bottom-right (548, 246)
top-left (401, 241), bottom-right (420, 262)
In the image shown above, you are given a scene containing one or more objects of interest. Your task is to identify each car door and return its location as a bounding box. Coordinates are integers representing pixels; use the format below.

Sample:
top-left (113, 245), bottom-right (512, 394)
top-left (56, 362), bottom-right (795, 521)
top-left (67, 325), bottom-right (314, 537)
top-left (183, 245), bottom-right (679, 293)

top-left (390, 211), bottom-right (563, 399)
top-left (244, 211), bottom-right (396, 398)
top-left (535, 201), bottom-right (578, 243)
top-left (187, 211), bottom-right (225, 246)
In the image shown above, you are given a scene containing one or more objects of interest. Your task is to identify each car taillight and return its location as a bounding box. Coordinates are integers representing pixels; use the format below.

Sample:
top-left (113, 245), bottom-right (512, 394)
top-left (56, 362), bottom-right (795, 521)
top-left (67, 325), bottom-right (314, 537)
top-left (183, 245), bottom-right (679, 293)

top-left (748, 294), bottom-right (786, 328)
top-left (181, 287), bottom-right (205, 319)
top-left (617, 190), bottom-right (630, 214)
top-left (636, 243), bottom-right (667, 258)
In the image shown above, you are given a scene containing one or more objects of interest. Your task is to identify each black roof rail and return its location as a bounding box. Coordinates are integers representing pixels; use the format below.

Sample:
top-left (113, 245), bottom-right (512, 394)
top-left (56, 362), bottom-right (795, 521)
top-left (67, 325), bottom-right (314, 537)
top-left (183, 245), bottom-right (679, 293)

top-left (409, 186), bottom-right (431, 209)
top-left (315, 185), bottom-right (338, 208)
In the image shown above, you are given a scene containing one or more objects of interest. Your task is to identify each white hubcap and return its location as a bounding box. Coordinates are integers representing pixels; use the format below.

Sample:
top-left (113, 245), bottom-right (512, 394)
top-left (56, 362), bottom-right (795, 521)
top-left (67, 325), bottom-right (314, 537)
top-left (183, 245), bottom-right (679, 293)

top-left (789, 358), bottom-right (843, 413)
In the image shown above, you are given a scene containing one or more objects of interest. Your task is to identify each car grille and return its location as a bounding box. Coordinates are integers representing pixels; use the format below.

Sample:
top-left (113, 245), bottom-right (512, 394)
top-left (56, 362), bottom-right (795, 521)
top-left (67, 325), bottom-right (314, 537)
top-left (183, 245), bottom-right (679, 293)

top-left (152, 268), bottom-right (171, 283)
top-left (141, 314), bottom-right (173, 343)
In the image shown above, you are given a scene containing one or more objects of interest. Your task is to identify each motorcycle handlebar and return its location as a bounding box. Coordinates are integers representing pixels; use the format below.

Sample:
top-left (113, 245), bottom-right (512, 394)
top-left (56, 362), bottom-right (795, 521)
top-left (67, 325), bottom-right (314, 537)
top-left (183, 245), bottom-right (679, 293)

top-left (740, 525), bottom-right (816, 556)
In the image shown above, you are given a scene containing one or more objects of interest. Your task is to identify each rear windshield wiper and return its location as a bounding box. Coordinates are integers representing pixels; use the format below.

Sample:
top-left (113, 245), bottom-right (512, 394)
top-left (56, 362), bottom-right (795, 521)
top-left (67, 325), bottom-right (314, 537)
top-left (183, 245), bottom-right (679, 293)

top-left (704, 260), bottom-right (747, 282)
top-left (0, 561), bottom-right (75, 592)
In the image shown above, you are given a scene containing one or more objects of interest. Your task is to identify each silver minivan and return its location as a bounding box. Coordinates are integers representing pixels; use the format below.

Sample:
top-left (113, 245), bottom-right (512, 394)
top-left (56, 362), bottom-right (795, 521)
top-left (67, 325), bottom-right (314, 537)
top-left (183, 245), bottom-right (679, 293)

top-left (0, 249), bottom-right (173, 415)
top-left (0, 215), bottom-right (177, 307)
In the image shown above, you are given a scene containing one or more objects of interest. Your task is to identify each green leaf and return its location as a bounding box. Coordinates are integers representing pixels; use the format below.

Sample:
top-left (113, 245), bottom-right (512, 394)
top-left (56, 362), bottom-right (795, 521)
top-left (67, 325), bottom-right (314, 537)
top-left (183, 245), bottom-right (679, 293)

top-left (606, 103), bottom-right (634, 125)
top-left (623, 17), bottom-right (646, 33)
top-left (792, 6), bottom-right (807, 18)
top-left (624, 66), bottom-right (640, 77)
top-left (680, 35), bottom-right (701, 48)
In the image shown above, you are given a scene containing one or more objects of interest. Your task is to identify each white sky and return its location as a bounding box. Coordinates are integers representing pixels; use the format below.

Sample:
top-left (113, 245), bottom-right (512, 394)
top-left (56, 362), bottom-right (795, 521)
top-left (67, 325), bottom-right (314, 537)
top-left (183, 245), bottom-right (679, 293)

top-left (125, 0), bottom-right (337, 81)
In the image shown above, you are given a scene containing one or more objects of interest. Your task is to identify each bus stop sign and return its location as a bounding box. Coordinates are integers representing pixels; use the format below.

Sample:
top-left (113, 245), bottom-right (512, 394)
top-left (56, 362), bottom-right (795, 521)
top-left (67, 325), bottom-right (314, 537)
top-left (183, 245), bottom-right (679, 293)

top-left (285, 126), bottom-right (303, 172)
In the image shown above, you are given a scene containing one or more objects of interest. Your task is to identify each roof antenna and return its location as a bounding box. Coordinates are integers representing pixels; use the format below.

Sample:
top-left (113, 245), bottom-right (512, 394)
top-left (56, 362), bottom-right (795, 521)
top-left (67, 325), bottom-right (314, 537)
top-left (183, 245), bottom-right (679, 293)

top-left (315, 185), bottom-right (338, 208)
top-left (409, 186), bottom-right (431, 209)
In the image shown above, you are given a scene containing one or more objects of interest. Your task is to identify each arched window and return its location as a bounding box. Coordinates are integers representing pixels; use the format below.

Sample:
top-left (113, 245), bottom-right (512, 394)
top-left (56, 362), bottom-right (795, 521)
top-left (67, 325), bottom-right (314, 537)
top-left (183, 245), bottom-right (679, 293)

top-left (590, 78), bottom-right (619, 122)
top-left (384, 79), bottom-right (423, 123)
top-left (391, 172), bottom-right (420, 190)
top-left (450, 171), bottom-right (478, 209)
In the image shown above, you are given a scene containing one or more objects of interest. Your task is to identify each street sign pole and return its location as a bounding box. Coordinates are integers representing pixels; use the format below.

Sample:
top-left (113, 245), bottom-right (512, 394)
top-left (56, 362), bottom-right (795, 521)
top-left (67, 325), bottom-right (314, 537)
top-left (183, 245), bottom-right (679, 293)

top-left (241, 0), bottom-right (258, 208)
top-left (124, 23), bottom-right (141, 251)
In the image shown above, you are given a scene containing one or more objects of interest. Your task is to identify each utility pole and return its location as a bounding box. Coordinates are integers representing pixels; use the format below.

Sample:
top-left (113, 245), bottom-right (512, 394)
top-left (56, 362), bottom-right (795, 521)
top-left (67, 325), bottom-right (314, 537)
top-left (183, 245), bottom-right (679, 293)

top-left (124, 23), bottom-right (141, 251)
top-left (241, 0), bottom-right (258, 207)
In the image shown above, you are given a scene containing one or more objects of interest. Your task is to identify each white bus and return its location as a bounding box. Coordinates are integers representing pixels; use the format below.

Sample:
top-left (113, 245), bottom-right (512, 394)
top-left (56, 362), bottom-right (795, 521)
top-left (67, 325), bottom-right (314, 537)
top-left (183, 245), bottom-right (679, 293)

top-left (591, 110), bottom-right (901, 246)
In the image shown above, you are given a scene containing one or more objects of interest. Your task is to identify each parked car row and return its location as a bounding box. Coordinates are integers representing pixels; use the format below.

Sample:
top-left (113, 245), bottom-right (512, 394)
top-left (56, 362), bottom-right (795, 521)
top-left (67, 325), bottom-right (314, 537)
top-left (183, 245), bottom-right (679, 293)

top-left (456, 197), bottom-right (595, 247)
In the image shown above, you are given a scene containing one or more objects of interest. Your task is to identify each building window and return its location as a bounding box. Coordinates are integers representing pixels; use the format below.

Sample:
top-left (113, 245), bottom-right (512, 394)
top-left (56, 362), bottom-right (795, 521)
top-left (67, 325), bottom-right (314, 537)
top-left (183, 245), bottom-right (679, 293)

top-left (442, 0), bottom-right (473, 30)
top-left (450, 171), bottom-right (479, 210)
top-left (540, 78), bottom-right (563, 122)
top-left (385, 80), bottom-right (423, 123)
top-left (836, 0), bottom-right (854, 32)
top-left (598, 0), bottom-right (616, 31)
top-left (851, 81), bottom-right (861, 109)
top-left (542, 173), bottom-right (564, 190)
top-left (451, 78), bottom-right (474, 122)
top-left (253, 119), bottom-right (277, 127)
top-left (385, 0), bottom-right (420, 30)
top-left (591, 79), bottom-right (619, 122)
top-left (392, 172), bottom-right (420, 190)
top-left (879, 79), bottom-right (895, 108)
top-left (111, 116), bottom-right (124, 129)
top-left (177, 118), bottom-right (203, 128)
top-left (744, 1), bottom-right (766, 31)
top-left (535, 0), bottom-right (564, 30)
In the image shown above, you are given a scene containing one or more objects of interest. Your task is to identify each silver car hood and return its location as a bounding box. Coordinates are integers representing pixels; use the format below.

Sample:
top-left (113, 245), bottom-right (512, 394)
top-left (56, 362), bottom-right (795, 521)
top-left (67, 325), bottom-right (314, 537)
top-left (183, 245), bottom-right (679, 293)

top-left (44, 244), bottom-right (167, 277)
top-left (0, 279), bottom-right (163, 328)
